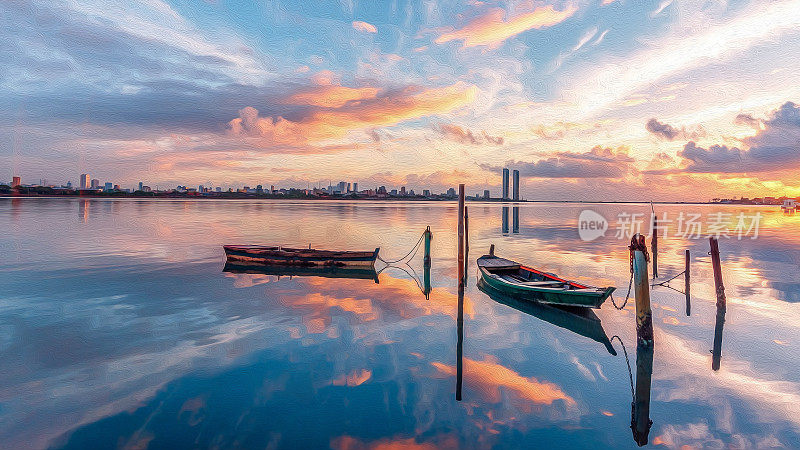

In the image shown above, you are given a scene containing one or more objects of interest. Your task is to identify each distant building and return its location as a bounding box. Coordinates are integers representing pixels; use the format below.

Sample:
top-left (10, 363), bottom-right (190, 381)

top-left (138, 181), bottom-right (144, 191)
top-left (400, 186), bottom-right (406, 196)
top-left (353, 183), bottom-right (358, 193)
top-left (270, 185), bottom-right (275, 193)
top-left (347, 182), bottom-right (351, 193)
top-left (502, 168), bottom-right (509, 200)
top-left (390, 189), bottom-right (398, 195)
top-left (12, 176), bottom-right (21, 187)
top-left (216, 187), bottom-right (222, 192)
top-left (104, 182), bottom-right (113, 192)
top-left (512, 169), bottom-right (520, 201)
top-left (447, 187), bottom-right (456, 197)
top-left (80, 174), bottom-right (90, 189)
top-left (378, 186), bottom-right (387, 194)
top-left (90, 179), bottom-right (100, 189)
top-left (423, 189), bottom-right (431, 197)
top-left (484, 189), bottom-right (490, 199)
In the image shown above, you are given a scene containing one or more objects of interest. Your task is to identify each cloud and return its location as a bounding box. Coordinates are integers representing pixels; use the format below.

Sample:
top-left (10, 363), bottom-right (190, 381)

top-left (677, 101), bottom-right (800, 173)
top-left (435, 4), bottom-right (577, 49)
top-left (434, 123), bottom-right (504, 146)
top-left (482, 146), bottom-right (634, 179)
top-left (646, 118), bottom-right (705, 141)
top-left (551, 27), bottom-right (599, 70)
top-left (285, 85), bottom-right (380, 108)
top-left (432, 357), bottom-right (575, 405)
top-left (352, 21), bottom-right (377, 33)
top-left (569, 0), bottom-right (800, 117)
top-left (227, 82), bottom-right (479, 146)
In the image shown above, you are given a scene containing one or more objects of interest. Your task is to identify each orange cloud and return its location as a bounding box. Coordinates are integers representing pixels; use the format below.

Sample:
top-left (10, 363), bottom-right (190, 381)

top-left (286, 85), bottom-right (380, 108)
top-left (227, 82), bottom-right (478, 145)
top-left (352, 21), bottom-right (378, 33)
top-left (332, 435), bottom-right (455, 450)
top-left (435, 5), bottom-right (577, 48)
top-left (331, 369), bottom-right (372, 386)
top-left (432, 357), bottom-right (575, 405)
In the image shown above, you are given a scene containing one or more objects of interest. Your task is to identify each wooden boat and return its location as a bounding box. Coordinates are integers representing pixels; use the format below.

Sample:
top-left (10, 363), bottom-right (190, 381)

top-left (477, 253), bottom-right (614, 308)
top-left (478, 279), bottom-right (616, 355)
top-left (223, 262), bottom-right (379, 283)
top-left (223, 245), bottom-right (379, 267)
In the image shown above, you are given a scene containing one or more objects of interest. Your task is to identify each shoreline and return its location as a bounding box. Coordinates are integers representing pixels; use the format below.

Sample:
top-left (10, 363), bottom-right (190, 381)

top-left (0, 194), bottom-right (778, 206)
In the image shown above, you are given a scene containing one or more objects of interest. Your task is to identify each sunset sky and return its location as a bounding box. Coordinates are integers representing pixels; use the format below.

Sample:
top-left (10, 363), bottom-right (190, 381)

top-left (3, 0), bottom-right (800, 200)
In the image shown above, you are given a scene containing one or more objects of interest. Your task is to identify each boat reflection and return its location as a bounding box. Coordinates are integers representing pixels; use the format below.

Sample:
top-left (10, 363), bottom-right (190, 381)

top-left (477, 279), bottom-right (617, 355)
top-left (223, 262), bottom-right (380, 283)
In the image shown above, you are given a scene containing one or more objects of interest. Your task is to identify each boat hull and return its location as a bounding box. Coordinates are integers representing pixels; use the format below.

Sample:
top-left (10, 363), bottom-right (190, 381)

top-left (224, 246), bottom-right (379, 267)
top-left (477, 255), bottom-right (614, 308)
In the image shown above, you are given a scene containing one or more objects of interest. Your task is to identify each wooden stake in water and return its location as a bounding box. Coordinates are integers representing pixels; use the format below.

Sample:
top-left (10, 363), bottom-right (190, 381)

top-left (456, 280), bottom-right (464, 401)
top-left (709, 237), bottom-right (727, 370)
top-left (458, 184), bottom-right (465, 284)
top-left (631, 234), bottom-right (653, 345)
top-left (709, 237), bottom-right (726, 310)
top-left (685, 249), bottom-right (691, 316)
top-left (423, 226), bottom-right (432, 266)
top-left (651, 217), bottom-right (658, 279)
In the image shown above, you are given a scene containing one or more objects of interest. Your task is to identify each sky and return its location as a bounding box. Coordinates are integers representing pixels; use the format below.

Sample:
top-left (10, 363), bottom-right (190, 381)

top-left (2, 0), bottom-right (800, 200)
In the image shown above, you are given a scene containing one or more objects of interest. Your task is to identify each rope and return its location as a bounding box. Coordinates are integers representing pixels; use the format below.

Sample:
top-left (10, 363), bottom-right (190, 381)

top-left (611, 235), bottom-right (648, 310)
top-left (611, 271), bottom-right (634, 310)
top-left (376, 232), bottom-right (425, 265)
top-left (611, 335), bottom-right (634, 399)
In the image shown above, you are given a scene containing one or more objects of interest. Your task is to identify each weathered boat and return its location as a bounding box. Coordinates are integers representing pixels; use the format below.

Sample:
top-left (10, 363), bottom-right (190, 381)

top-left (223, 245), bottom-right (380, 267)
top-left (478, 279), bottom-right (616, 355)
top-left (477, 252), bottom-right (614, 308)
top-left (223, 262), bottom-right (379, 283)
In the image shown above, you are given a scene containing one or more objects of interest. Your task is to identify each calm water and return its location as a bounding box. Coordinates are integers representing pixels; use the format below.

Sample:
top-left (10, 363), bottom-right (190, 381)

top-left (1, 198), bottom-right (799, 449)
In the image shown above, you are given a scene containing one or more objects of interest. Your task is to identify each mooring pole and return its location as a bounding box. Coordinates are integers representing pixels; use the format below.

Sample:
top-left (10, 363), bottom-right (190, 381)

top-left (709, 237), bottom-right (726, 310)
top-left (631, 234), bottom-right (653, 346)
top-left (651, 217), bottom-right (658, 279)
top-left (709, 237), bottom-right (727, 371)
top-left (685, 249), bottom-right (691, 316)
top-left (423, 226), bottom-right (432, 266)
top-left (464, 206), bottom-right (469, 270)
top-left (458, 184), bottom-right (465, 285)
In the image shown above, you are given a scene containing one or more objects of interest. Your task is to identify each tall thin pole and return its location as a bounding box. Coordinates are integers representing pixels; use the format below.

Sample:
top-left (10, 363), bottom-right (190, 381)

top-left (651, 217), bottom-right (658, 278)
top-left (684, 249), bottom-right (691, 316)
top-left (458, 184), bottom-right (465, 285)
top-left (631, 234), bottom-right (653, 346)
top-left (709, 237), bottom-right (726, 371)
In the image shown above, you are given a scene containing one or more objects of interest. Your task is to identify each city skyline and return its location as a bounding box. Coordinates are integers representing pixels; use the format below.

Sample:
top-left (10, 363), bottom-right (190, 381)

top-left (3, 1), bottom-right (800, 200)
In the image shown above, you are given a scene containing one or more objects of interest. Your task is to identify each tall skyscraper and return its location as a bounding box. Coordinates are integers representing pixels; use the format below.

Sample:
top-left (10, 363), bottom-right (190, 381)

top-left (104, 182), bottom-right (113, 192)
top-left (80, 174), bottom-right (90, 189)
top-left (353, 183), bottom-right (357, 193)
top-left (502, 168), bottom-right (509, 200)
top-left (91, 179), bottom-right (100, 189)
top-left (138, 181), bottom-right (143, 191)
top-left (512, 169), bottom-right (520, 201)
top-left (12, 176), bottom-right (21, 187)
top-left (484, 189), bottom-right (490, 199)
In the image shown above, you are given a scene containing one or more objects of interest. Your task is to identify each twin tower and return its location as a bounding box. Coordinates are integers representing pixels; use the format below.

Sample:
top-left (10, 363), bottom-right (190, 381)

top-left (501, 168), bottom-right (520, 201)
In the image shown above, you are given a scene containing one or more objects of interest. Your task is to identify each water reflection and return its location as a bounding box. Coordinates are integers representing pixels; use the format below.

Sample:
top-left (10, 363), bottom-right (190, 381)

top-left (632, 342), bottom-right (654, 446)
top-left (501, 206), bottom-right (520, 234)
top-left (223, 262), bottom-right (380, 283)
top-left (2, 199), bottom-right (800, 448)
top-left (712, 301), bottom-right (726, 371)
top-left (477, 279), bottom-right (617, 355)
